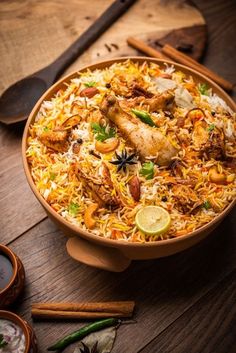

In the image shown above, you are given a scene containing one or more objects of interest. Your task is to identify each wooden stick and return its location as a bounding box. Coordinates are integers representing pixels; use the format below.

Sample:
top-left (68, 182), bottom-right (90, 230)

top-left (127, 36), bottom-right (233, 92)
top-left (31, 301), bottom-right (135, 320)
top-left (161, 44), bottom-right (233, 92)
top-left (127, 37), bottom-right (169, 60)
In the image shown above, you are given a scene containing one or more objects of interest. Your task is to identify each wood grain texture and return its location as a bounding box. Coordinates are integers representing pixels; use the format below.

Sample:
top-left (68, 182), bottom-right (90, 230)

top-left (194, 0), bottom-right (236, 99)
top-left (140, 270), bottom-right (236, 353)
top-left (9, 212), bottom-right (236, 352)
top-left (0, 0), bottom-right (205, 94)
top-left (0, 125), bottom-right (46, 244)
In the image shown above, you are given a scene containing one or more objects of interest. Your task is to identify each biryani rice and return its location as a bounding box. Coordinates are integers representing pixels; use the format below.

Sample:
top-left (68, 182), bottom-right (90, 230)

top-left (26, 60), bottom-right (236, 242)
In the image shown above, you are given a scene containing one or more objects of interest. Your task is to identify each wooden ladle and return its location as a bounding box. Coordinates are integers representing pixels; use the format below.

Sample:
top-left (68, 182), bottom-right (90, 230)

top-left (0, 0), bottom-right (136, 125)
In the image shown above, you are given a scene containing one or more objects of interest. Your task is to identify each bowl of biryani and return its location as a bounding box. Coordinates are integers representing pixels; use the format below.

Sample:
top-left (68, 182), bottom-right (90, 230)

top-left (22, 57), bottom-right (236, 271)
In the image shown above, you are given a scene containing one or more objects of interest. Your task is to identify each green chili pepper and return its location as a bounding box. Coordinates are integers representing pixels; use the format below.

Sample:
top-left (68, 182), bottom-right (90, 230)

top-left (131, 109), bottom-right (156, 127)
top-left (47, 318), bottom-right (119, 351)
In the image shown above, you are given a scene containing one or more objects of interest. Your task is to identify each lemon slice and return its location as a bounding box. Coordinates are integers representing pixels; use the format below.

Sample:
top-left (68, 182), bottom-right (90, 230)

top-left (135, 206), bottom-right (171, 235)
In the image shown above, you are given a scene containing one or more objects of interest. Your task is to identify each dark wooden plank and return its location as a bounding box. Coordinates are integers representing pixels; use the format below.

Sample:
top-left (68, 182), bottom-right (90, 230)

top-left (9, 209), bottom-right (236, 352)
top-left (0, 124), bottom-right (46, 244)
top-left (139, 270), bottom-right (236, 353)
top-left (194, 0), bottom-right (236, 99)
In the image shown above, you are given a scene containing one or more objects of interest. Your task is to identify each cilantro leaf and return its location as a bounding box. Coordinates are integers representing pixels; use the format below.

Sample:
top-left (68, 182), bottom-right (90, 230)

top-left (43, 126), bottom-right (49, 132)
top-left (207, 124), bottom-right (215, 132)
top-left (91, 123), bottom-right (116, 142)
top-left (198, 83), bottom-right (209, 96)
top-left (140, 161), bottom-right (155, 180)
top-left (202, 200), bottom-right (211, 210)
top-left (68, 202), bottom-right (80, 216)
top-left (84, 81), bottom-right (96, 87)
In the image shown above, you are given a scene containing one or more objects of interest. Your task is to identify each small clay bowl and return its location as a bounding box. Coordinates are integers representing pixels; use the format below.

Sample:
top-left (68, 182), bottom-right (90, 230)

top-left (0, 244), bottom-right (25, 307)
top-left (0, 310), bottom-right (37, 352)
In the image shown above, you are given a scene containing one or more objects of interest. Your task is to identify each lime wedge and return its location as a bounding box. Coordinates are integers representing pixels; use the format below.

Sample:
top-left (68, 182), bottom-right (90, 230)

top-left (135, 206), bottom-right (171, 235)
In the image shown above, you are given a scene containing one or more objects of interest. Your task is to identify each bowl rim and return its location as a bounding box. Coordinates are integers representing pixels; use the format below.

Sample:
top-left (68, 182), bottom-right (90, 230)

top-left (22, 56), bottom-right (236, 248)
top-left (0, 244), bottom-right (18, 296)
top-left (0, 310), bottom-right (31, 352)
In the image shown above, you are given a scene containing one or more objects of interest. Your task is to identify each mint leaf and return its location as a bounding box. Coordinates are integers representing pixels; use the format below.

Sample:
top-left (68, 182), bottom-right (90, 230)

top-left (198, 83), bottom-right (209, 96)
top-left (202, 200), bottom-right (211, 210)
top-left (84, 81), bottom-right (96, 87)
top-left (207, 124), bottom-right (215, 132)
top-left (140, 161), bottom-right (155, 180)
top-left (68, 202), bottom-right (80, 216)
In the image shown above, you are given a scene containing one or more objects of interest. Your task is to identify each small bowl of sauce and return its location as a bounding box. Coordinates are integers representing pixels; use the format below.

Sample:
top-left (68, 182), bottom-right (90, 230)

top-left (0, 245), bottom-right (25, 307)
top-left (0, 310), bottom-right (37, 353)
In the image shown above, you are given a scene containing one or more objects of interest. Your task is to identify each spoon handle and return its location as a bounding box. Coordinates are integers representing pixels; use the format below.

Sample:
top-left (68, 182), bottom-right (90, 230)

top-left (49, 0), bottom-right (137, 79)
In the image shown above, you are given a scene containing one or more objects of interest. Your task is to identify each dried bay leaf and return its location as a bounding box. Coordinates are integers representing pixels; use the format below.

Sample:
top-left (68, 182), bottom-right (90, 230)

top-left (74, 326), bottom-right (116, 353)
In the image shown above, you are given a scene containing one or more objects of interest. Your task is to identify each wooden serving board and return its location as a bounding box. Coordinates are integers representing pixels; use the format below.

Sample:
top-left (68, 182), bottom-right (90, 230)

top-left (0, 0), bottom-right (207, 96)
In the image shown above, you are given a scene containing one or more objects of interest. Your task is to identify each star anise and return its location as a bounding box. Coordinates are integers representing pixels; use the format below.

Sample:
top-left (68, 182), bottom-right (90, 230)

top-left (79, 341), bottom-right (98, 353)
top-left (110, 150), bottom-right (137, 172)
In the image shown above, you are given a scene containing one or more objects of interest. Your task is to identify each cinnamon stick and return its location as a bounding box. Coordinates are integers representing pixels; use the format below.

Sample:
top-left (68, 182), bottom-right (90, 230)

top-left (127, 36), bottom-right (169, 61)
top-left (161, 44), bottom-right (233, 92)
top-left (31, 301), bottom-right (135, 320)
top-left (127, 36), bottom-right (234, 92)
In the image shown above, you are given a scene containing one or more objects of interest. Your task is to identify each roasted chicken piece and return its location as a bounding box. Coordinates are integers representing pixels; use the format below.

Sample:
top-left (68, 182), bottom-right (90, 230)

top-left (77, 164), bottom-right (120, 208)
top-left (39, 129), bottom-right (69, 152)
top-left (101, 96), bottom-right (178, 166)
top-left (122, 90), bottom-right (174, 112)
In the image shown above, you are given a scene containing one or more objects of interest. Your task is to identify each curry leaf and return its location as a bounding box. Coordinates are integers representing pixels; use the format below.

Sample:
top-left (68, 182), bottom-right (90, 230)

top-left (74, 327), bottom-right (117, 353)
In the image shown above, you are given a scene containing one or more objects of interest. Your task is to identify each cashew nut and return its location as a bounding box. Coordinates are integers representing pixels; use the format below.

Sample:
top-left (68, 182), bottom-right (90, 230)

top-left (95, 138), bottom-right (119, 154)
top-left (209, 167), bottom-right (226, 184)
top-left (226, 174), bottom-right (235, 183)
top-left (84, 203), bottom-right (99, 229)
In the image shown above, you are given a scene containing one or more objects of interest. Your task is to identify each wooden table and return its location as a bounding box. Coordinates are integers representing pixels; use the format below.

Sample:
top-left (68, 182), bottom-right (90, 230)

top-left (1, 1), bottom-right (236, 352)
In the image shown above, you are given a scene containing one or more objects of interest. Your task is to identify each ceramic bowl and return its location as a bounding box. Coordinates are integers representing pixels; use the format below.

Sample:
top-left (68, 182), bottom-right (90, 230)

top-left (0, 244), bottom-right (25, 307)
top-left (0, 310), bottom-right (37, 352)
top-left (22, 57), bottom-right (236, 272)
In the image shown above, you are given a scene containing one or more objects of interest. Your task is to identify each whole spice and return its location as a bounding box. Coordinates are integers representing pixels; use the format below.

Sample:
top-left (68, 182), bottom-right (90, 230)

top-left (47, 318), bottom-right (119, 351)
top-left (128, 176), bottom-right (141, 201)
top-left (110, 150), bottom-right (136, 172)
top-left (79, 341), bottom-right (98, 353)
top-left (131, 109), bottom-right (156, 127)
top-left (32, 301), bottom-right (135, 320)
top-left (80, 87), bottom-right (100, 98)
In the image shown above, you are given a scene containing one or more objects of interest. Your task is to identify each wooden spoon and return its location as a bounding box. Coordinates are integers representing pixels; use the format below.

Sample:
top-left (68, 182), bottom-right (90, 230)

top-left (0, 0), bottom-right (137, 125)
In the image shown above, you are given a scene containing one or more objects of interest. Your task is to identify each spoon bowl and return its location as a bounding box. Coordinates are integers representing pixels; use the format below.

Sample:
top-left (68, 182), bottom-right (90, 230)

top-left (0, 76), bottom-right (48, 125)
